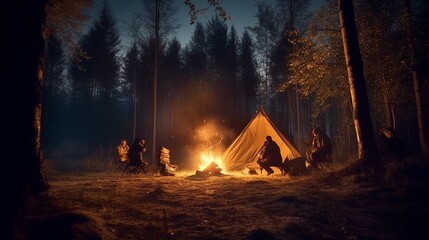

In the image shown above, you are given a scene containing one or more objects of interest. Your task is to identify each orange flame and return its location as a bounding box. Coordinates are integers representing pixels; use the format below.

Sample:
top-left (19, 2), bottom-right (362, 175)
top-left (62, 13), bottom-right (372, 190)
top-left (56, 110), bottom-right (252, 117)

top-left (198, 151), bottom-right (226, 172)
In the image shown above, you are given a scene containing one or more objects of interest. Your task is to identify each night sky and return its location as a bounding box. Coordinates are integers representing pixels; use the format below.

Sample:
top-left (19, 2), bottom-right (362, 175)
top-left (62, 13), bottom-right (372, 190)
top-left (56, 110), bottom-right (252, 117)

top-left (87, 0), bottom-right (325, 48)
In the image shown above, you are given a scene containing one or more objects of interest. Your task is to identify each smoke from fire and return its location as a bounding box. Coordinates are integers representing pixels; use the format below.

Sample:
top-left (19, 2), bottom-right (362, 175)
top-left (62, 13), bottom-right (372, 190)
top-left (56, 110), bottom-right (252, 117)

top-left (186, 120), bottom-right (236, 170)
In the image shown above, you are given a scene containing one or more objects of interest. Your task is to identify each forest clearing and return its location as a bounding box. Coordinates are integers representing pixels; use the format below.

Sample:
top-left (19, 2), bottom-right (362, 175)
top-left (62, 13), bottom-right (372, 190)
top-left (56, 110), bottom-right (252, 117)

top-left (5, 0), bottom-right (429, 239)
top-left (15, 165), bottom-right (429, 240)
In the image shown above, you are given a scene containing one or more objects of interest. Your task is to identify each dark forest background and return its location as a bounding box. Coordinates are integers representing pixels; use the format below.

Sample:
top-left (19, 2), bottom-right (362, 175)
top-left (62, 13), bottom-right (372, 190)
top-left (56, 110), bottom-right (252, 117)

top-left (41, 0), bottom-right (429, 167)
top-left (2, 0), bottom-right (429, 238)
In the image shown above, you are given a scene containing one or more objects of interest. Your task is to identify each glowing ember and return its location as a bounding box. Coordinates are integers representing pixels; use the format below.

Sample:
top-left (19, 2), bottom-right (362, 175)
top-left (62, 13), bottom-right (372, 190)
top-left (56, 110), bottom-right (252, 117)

top-left (198, 151), bottom-right (226, 172)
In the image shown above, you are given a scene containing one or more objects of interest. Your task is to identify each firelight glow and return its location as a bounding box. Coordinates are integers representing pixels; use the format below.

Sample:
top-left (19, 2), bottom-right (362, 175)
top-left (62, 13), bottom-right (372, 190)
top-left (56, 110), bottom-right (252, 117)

top-left (198, 151), bottom-right (226, 172)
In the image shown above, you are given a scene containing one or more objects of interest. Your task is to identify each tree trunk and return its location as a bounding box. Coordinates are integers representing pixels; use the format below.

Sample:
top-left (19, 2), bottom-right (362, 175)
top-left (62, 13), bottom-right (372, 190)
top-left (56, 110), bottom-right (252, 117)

top-left (4, 1), bottom-right (49, 238)
top-left (403, 0), bottom-right (429, 160)
top-left (295, 86), bottom-right (301, 150)
top-left (152, 0), bottom-right (160, 163)
top-left (288, 88), bottom-right (294, 137)
top-left (382, 75), bottom-right (394, 128)
top-left (338, 0), bottom-right (380, 170)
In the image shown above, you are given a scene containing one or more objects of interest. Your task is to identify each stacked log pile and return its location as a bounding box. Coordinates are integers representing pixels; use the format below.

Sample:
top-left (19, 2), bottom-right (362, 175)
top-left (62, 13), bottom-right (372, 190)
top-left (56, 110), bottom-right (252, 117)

top-left (158, 147), bottom-right (177, 176)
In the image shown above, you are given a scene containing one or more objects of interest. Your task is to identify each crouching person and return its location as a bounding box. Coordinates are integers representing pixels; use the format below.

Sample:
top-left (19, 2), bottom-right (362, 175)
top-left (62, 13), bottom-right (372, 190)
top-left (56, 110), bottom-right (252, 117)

top-left (257, 136), bottom-right (283, 176)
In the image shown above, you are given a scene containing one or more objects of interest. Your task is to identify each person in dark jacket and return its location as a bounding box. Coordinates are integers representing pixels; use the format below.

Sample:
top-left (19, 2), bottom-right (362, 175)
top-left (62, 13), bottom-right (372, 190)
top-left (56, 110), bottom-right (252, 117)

top-left (128, 137), bottom-right (148, 167)
top-left (379, 127), bottom-right (407, 164)
top-left (257, 136), bottom-right (283, 176)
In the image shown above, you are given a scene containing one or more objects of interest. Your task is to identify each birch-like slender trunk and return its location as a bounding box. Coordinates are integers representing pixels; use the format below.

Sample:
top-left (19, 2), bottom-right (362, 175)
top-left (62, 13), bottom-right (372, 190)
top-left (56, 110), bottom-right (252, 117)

top-left (403, 0), bottom-right (428, 160)
top-left (152, 0), bottom-right (160, 163)
top-left (338, 0), bottom-right (380, 169)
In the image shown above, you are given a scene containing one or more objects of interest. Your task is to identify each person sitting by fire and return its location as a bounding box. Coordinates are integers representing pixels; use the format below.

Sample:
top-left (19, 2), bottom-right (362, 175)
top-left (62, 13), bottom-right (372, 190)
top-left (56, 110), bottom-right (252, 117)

top-left (117, 138), bottom-right (129, 163)
top-left (378, 127), bottom-right (407, 164)
top-left (115, 138), bottom-right (130, 172)
top-left (257, 136), bottom-right (282, 176)
top-left (306, 127), bottom-right (332, 169)
top-left (125, 137), bottom-right (148, 175)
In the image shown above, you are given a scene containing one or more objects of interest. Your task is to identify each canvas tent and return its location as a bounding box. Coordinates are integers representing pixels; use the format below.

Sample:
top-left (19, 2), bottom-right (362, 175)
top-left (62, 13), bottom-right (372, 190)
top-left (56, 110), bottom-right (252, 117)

top-left (222, 106), bottom-right (302, 171)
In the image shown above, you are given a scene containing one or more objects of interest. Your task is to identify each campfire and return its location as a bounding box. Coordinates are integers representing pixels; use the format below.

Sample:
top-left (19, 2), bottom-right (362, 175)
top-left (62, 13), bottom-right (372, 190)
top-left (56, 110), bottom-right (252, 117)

top-left (195, 151), bottom-right (225, 176)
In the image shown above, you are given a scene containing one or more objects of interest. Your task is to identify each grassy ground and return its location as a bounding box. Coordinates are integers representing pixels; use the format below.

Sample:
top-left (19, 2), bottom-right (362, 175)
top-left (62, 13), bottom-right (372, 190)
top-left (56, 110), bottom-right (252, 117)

top-left (14, 161), bottom-right (429, 240)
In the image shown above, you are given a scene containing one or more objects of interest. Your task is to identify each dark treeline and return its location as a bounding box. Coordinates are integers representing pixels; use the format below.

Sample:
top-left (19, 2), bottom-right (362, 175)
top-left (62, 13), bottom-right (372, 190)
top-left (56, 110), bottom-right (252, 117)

top-left (41, 0), bottom-right (428, 165)
top-left (4, 0), bottom-right (429, 238)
